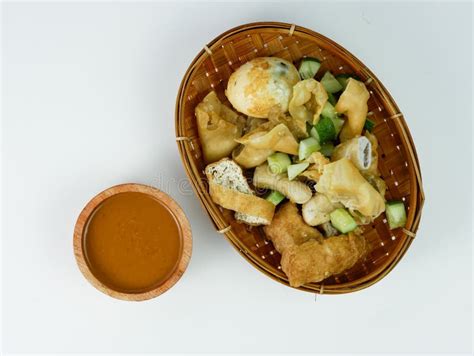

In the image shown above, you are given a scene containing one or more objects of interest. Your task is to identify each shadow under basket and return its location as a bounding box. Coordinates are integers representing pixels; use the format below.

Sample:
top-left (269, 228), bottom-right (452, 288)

top-left (175, 22), bottom-right (424, 294)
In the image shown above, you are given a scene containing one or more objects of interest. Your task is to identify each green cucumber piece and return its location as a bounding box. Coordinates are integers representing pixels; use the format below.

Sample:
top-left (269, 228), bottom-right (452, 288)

top-left (321, 71), bottom-right (343, 93)
top-left (332, 116), bottom-right (345, 136)
top-left (267, 152), bottom-right (291, 174)
top-left (287, 162), bottom-right (310, 180)
top-left (321, 101), bottom-right (337, 121)
top-left (315, 116), bottom-right (336, 143)
top-left (298, 57), bottom-right (321, 80)
top-left (298, 137), bottom-right (320, 160)
top-left (330, 208), bottom-right (357, 233)
top-left (266, 190), bottom-right (285, 205)
top-left (327, 92), bottom-right (337, 106)
top-left (320, 102), bottom-right (344, 135)
top-left (310, 126), bottom-right (320, 141)
top-left (335, 74), bottom-right (351, 89)
top-left (320, 142), bottom-right (335, 157)
top-left (364, 118), bottom-right (375, 132)
top-left (386, 201), bottom-right (407, 229)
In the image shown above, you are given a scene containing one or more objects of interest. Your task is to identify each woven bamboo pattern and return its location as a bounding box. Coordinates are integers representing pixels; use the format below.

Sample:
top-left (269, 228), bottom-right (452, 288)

top-left (176, 22), bottom-right (424, 294)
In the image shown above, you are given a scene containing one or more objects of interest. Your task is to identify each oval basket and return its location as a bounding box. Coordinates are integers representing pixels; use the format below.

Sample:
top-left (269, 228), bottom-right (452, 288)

top-left (175, 22), bottom-right (424, 294)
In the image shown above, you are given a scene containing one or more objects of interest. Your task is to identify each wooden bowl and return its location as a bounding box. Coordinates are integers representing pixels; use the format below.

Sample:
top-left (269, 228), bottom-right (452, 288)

top-left (73, 184), bottom-right (192, 301)
top-left (175, 22), bottom-right (424, 294)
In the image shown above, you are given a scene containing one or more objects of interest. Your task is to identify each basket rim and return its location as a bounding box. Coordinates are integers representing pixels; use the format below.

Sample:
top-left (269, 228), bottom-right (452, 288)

top-left (175, 21), bottom-right (424, 294)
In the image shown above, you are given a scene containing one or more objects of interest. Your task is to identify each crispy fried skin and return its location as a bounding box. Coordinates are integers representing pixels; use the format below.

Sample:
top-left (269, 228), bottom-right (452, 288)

top-left (281, 233), bottom-right (368, 287)
top-left (264, 201), bottom-right (368, 287)
top-left (263, 202), bottom-right (323, 253)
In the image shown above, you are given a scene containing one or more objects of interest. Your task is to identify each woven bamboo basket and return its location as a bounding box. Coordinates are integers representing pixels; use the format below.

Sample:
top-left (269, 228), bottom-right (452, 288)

top-left (175, 22), bottom-right (424, 294)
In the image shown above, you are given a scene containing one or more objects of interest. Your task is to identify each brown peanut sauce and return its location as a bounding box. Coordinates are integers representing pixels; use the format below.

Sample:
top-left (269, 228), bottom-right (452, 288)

top-left (83, 192), bottom-right (182, 293)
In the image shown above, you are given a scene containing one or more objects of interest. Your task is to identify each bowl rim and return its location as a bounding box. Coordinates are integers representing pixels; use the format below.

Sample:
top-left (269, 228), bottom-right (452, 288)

top-left (73, 183), bottom-right (192, 301)
top-left (175, 21), bottom-right (424, 294)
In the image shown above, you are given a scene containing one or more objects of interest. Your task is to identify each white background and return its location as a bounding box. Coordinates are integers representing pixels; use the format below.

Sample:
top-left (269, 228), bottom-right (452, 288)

top-left (1, 1), bottom-right (472, 354)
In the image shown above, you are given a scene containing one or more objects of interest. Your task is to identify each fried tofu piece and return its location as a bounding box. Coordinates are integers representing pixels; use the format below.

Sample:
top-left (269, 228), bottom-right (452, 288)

top-left (205, 158), bottom-right (275, 225)
top-left (281, 233), bottom-right (368, 287)
top-left (263, 202), bottom-right (323, 253)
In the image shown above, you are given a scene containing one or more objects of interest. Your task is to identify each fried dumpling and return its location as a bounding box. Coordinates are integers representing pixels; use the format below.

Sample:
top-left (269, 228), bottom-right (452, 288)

top-left (235, 123), bottom-right (298, 155)
top-left (196, 91), bottom-right (246, 163)
top-left (232, 144), bottom-right (273, 169)
top-left (363, 131), bottom-right (380, 176)
top-left (361, 131), bottom-right (387, 196)
top-left (244, 116), bottom-right (268, 134)
top-left (331, 135), bottom-right (372, 171)
top-left (336, 78), bottom-right (370, 141)
top-left (289, 79), bottom-right (328, 126)
top-left (316, 158), bottom-right (385, 220)
top-left (332, 132), bottom-right (386, 197)
top-left (267, 105), bottom-right (308, 140)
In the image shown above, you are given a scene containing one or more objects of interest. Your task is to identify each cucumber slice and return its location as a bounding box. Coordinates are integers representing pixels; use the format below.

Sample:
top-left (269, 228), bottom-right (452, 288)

top-left (335, 74), bottom-right (351, 89)
top-left (320, 102), bottom-right (345, 136)
top-left (330, 208), bottom-right (357, 233)
top-left (310, 126), bottom-right (320, 141)
top-left (267, 152), bottom-right (291, 174)
top-left (332, 116), bottom-right (345, 136)
top-left (327, 92), bottom-right (337, 106)
top-left (386, 201), bottom-right (407, 229)
top-left (321, 101), bottom-right (337, 121)
top-left (364, 118), bottom-right (375, 132)
top-left (287, 162), bottom-right (310, 180)
top-left (298, 57), bottom-right (321, 80)
top-left (321, 71), bottom-right (343, 93)
top-left (320, 142), bottom-right (335, 157)
top-left (298, 137), bottom-right (321, 160)
top-left (315, 116), bottom-right (336, 143)
top-left (266, 190), bottom-right (285, 205)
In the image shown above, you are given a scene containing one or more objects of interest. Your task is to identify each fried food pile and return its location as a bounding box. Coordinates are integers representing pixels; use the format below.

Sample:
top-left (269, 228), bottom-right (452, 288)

top-left (193, 56), bottom-right (407, 287)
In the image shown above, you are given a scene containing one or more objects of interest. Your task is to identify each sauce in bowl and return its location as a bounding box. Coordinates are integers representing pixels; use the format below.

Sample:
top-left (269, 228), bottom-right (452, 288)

top-left (84, 192), bottom-right (182, 293)
top-left (74, 184), bottom-right (191, 300)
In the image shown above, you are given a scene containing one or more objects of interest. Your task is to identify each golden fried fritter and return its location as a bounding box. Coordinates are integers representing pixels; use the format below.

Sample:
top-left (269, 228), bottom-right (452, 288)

top-left (264, 201), bottom-right (368, 287)
top-left (281, 233), bottom-right (368, 287)
top-left (263, 202), bottom-right (323, 253)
